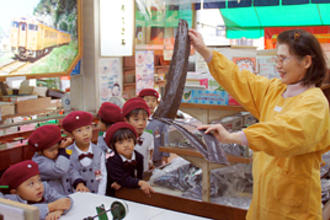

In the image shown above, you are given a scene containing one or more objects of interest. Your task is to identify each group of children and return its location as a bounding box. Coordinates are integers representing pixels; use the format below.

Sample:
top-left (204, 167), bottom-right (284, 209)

top-left (0, 88), bottom-right (166, 219)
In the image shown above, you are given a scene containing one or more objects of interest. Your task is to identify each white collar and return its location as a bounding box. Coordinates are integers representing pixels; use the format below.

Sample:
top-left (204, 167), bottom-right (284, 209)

top-left (119, 151), bottom-right (136, 162)
top-left (74, 142), bottom-right (92, 154)
top-left (283, 82), bottom-right (315, 98)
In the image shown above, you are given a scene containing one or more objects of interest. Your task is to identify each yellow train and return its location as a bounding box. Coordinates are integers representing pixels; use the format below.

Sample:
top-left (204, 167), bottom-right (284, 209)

top-left (10, 17), bottom-right (71, 61)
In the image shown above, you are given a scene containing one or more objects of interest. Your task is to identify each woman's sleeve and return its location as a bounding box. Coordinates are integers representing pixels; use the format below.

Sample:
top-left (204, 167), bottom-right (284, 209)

top-left (243, 96), bottom-right (330, 157)
top-left (207, 50), bottom-right (274, 119)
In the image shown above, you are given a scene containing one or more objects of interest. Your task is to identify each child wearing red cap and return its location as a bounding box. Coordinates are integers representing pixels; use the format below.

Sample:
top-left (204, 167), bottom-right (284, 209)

top-left (139, 89), bottom-right (170, 167)
top-left (30, 125), bottom-right (88, 195)
top-left (62, 111), bottom-right (107, 195)
top-left (104, 122), bottom-right (154, 196)
top-left (97, 102), bottom-right (123, 155)
top-left (138, 88), bottom-right (160, 116)
top-left (0, 160), bottom-right (72, 219)
top-left (122, 97), bottom-right (154, 172)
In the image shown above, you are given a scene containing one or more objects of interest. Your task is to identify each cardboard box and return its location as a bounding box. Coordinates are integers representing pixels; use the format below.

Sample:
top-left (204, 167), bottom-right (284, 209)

top-left (16, 97), bottom-right (54, 115)
top-left (0, 102), bottom-right (15, 117)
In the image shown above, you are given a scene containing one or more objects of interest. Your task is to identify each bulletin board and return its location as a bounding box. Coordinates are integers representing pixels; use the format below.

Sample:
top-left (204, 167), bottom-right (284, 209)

top-left (0, 0), bottom-right (82, 80)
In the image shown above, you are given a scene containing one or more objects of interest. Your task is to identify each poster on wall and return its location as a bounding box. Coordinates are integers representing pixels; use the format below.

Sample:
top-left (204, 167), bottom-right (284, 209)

top-left (100, 0), bottom-right (134, 56)
top-left (99, 58), bottom-right (122, 104)
top-left (232, 57), bottom-right (256, 73)
top-left (0, 0), bottom-right (81, 79)
top-left (135, 51), bottom-right (154, 94)
top-left (257, 56), bottom-right (279, 79)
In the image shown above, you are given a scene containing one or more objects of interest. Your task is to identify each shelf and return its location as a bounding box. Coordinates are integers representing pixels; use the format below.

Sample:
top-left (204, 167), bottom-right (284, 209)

top-left (180, 103), bottom-right (245, 111)
top-left (123, 82), bottom-right (136, 87)
top-left (123, 80), bottom-right (166, 87)
top-left (123, 65), bottom-right (169, 71)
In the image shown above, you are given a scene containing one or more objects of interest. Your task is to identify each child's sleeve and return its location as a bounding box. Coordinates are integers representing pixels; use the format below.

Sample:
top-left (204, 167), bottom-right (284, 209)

top-left (97, 152), bottom-right (107, 195)
top-left (33, 150), bottom-right (71, 180)
top-left (148, 134), bottom-right (154, 151)
top-left (42, 182), bottom-right (73, 215)
top-left (161, 124), bottom-right (170, 158)
top-left (136, 154), bottom-right (144, 179)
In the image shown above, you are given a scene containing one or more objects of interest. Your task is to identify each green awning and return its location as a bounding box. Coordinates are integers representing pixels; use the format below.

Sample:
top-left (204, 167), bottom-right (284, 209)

top-left (220, 3), bottom-right (330, 38)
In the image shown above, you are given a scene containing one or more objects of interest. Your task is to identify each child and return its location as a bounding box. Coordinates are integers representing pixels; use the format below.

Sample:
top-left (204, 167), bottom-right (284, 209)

top-left (0, 160), bottom-right (72, 220)
top-left (138, 89), bottom-right (170, 167)
top-left (104, 122), bottom-right (154, 196)
top-left (30, 125), bottom-right (88, 195)
top-left (122, 97), bottom-right (154, 172)
top-left (138, 88), bottom-right (159, 116)
top-left (97, 102), bottom-right (123, 155)
top-left (62, 111), bottom-right (107, 195)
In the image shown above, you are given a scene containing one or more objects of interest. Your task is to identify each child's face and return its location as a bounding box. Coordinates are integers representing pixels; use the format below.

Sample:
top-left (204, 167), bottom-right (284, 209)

top-left (14, 175), bottom-right (44, 202)
top-left (72, 125), bottom-right (93, 146)
top-left (42, 143), bottom-right (59, 160)
top-left (115, 138), bottom-right (135, 159)
top-left (126, 111), bottom-right (148, 136)
top-left (97, 120), bottom-right (107, 132)
top-left (143, 96), bottom-right (158, 115)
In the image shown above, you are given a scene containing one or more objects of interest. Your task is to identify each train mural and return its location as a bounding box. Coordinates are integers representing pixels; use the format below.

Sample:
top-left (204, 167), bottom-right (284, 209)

top-left (10, 17), bottom-right (71, 61)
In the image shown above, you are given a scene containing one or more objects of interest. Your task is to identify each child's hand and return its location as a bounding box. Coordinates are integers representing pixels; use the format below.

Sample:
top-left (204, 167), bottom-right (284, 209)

top-left (138, 180), bottom-right (155, 196)
top-left (111, 182), bottom-right (122, 190)
top-left (48, 198), bottom-right (71, 212)
top-left (161, 156), bottom-right (169, 165)
top-left (148, 160), bottom-right (154, 170)
top-left (59, 137), bottom-right (73, 148)
top-left (76, 183), bottom-right (90, 192)
top-left (45, 210), bottom-right (63, 220)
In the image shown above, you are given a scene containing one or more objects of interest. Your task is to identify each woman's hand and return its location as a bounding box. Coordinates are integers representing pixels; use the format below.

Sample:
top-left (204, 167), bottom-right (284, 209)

top-left (198, 124), bottom-right (243, 145)
top-left (188, 29), bottom-right (212, 61)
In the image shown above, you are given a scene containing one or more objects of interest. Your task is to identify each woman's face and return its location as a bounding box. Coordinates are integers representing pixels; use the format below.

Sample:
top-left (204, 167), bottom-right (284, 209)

top-left (275, 43), bottom-right (308, 85)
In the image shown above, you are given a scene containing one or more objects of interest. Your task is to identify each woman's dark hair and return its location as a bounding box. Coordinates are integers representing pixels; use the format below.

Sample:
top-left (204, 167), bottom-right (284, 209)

top-left (277, 29), bottom-right (327, 87)
top-left (110, 128), bottom-right (136, 152)
top-left (124, 109), bottom-right (148, 120)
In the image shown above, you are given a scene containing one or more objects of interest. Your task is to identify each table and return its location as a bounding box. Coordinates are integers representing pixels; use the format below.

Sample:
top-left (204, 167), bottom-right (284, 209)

top-left (61, 192), bottom-right (211, 220)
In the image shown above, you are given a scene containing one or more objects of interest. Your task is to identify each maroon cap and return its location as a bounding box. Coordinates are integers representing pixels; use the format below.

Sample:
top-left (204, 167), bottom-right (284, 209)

top-left (62, 111), bottom-right (93, 133)
top-left (138, 88), bottom-right (159, 99)
top-left (0, 160), bottom-right (39, 190)
top-left (104, 122), bottom-right (137, 148)
top-left (98, 102), bottom-right (123, 124)
top-left (122, 97), bottom-right (150, 117)
top-left (28, 125), bottom-right (62, 151)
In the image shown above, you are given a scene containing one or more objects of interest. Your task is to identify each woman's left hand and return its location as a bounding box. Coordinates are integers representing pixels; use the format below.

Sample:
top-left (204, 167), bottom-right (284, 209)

top-left (198, 124), bottom-right (237, 144)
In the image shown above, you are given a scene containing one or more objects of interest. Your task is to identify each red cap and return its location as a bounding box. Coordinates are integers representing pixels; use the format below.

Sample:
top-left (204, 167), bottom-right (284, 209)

top-left (122, 97), bottom-right (150, 117)
top-left (98, 102), bottom-right (123, 124)
top-left (62, 111), bottom-right (93, 133)
top-left (0, 160), bottom-right (39, 190)
top-left (28, 125), bottom-right (62, 151)
top-left (104, 122), bottom-right (137, 148)
top-left (138, 88), bottom-right (159, 99)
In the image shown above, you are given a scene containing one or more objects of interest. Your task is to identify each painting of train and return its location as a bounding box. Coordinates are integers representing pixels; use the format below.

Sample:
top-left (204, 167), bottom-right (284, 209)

top-left (0, 0), bottom-right (81, 78)
top-left (10, 17), bottom-right (71, 61)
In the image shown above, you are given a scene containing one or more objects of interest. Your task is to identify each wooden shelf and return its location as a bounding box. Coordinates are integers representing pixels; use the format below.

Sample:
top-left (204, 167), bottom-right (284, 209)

top-left (123, 82), bottom-right (136, 87)
top-left (180, 102), bottom-right (245, 111)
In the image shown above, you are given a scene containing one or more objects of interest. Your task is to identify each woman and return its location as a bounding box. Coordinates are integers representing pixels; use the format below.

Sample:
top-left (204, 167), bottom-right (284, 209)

top-left (189, 29), bottom-right (330, 219)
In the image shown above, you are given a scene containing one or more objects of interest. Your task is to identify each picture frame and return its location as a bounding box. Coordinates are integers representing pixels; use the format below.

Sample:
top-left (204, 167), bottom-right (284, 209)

top-left (0, 0), bottom-right (82, 80)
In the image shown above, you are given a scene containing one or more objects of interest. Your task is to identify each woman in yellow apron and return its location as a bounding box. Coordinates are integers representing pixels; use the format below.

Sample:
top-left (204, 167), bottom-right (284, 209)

top-left (189, 29), bottom-right (330, 220)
